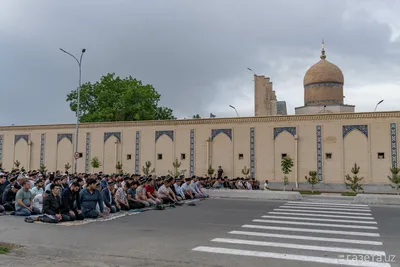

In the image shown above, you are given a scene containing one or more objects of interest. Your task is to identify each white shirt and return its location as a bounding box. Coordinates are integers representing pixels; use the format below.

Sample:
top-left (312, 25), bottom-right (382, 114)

top-left (32, 194), bottom-right (44, 213)
top-left (190, 181), bottom-right (201, 195)
top-left (246, 182), bottom-right (252, 190)
top-left (157, 185), bottom-right (170, 198)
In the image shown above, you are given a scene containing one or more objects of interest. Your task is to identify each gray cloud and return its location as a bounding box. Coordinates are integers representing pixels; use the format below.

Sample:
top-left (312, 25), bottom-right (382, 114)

top-left (0, 0), bottom-right (399, 125)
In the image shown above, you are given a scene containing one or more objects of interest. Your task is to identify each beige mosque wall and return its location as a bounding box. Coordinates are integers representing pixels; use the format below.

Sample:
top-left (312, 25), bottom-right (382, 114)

top-left (0, 111), bottom-right (399, 186)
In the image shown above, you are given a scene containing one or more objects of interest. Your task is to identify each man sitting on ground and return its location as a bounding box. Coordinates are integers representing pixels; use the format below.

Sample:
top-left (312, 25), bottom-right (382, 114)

top-left (127, 181), bottom-right (145, 209)
top-left (158, 179), bottom-right (177, 204)
top-left (43, 184), bottom-right (70, 222)
top-left (102, 181), bottom-right (119, 213)
top-left (136, 178), bottom-right (150, 207)
top-left (181, 178), bottom-right (195, 199)
top-left (173, 178), bottom-right (185, 201)
top-left (115, 182), bottom-right (130, 210)
top-left (2, 184), bottom-right (20, 211)
top-left (62, 182), bottom-right (84, 221)
top-left (80, 178), bottom-right (105, 219)
top-left (145, 178), bottom-right (162, 205)
top-left (15, 180), bottom-right (35, 216)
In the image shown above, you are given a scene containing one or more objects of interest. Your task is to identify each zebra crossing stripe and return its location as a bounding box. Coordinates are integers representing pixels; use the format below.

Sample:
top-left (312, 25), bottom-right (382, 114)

top-left (274, 208), bottom-right (372, 216)
top-left (228, 230), bottom-right (383, 245)
top-left (286, 201), bottom-right (369, 207)
top-left (242, 224), bottom-right (380, 237)
top-left (211, 238), bottom-right (386, 256)
top-left (261, 215), bottom-right (377, 224)
top-left (269, 211), bottom-right (374, 220)
top-left (280, 206), bottom-right (371, 212)
top-left (284, 203), bottom-right (371, 210)
top-left (252, 219), bottom-right (378, 229)
top-left (192, 246), bottom-right (391, 267)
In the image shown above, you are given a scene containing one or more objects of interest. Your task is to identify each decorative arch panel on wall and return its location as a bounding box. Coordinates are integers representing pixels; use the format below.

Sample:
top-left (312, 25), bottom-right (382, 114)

top-left (103, 134), bottom-right (120, 174)
top-left (211, 129), bottom-right (232, 141)
top-left (273, 127), bottom-right (296, 139)
top-left (342, 125), bottom-right (368, 139)
top-left (155, 130), bottom-right (174, 142)
top-left (104, 132), bottom-right (121, 143)
top-left (15, 134), bottom-right (29, 144)
top-left (57, 133), bottom-right (73, 144)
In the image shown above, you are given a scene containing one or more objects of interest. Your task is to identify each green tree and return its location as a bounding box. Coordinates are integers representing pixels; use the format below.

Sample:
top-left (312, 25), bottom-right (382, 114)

top-left (388, 167), bottom-right (400, 194)
top-left (116, 161), bottom-right (123, 174)
top-left (192, 114), bottom-right (201, 119)
top-left (64, 162), bottom-right (71, 173)
top-left (305, 171), bottom-right (318, 193)
top-left (91, 157), bottom-right (102, 172)
top-left (207, 165), bottom-right (215, 178)
top-left (14, 160), bottom-right (21, 169)
top-left (66, 73), bottom-right (176, 122)
top-left (39, 164), bottom-right (47, 175)
top-left (142, 161), bottom-right (155, 176)
top-left (168, 159), bottom-right (186, 177)
top-left (345, 163), bottom-right (364, 194)
top-left (281, 156), bottom-right (294, 191)
top-left (242, 166), bottom-right (250, 178)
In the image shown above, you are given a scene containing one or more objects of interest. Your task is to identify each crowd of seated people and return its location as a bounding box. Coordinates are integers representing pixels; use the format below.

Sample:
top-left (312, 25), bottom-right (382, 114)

top-left (202, 176), bottom-right (261, 190)
top-left (0, 169), bottom-right (212, 222)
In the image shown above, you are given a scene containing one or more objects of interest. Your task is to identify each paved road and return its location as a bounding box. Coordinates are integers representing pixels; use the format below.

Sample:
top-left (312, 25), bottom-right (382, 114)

top-left (1, 198), bottom-right (400, 267)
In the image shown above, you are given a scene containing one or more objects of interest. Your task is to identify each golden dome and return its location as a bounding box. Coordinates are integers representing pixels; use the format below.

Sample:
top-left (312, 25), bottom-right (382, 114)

top-left (303, 59), bottom-right (344, 86)
top-left (303, 41), bottom-right (344, 106)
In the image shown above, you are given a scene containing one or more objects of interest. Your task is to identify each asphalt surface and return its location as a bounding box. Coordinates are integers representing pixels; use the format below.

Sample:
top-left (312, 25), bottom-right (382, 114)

top-left (0, 197), bottom-right (400, 267)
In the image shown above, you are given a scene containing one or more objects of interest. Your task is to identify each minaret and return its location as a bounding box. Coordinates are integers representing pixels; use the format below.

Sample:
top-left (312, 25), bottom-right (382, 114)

top-left (254, 75), bottom-right (277, 116)
top-left (320, 39), bottom-right (326, 60)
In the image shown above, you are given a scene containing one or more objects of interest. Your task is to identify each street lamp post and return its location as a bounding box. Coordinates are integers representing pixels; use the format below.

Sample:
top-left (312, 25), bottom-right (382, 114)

top-left (374, 99), bottom-right (384, 112)
top-left (60, 48), bottom-right (86, 174)
top-left (247, 67), bottom-right (256, 75)
top-left (229, 105), bottom-right (240, 117)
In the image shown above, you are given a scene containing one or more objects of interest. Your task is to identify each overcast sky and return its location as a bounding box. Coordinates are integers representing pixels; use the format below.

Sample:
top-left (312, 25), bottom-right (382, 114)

top-left (1, 0), bottom-right (400, 125)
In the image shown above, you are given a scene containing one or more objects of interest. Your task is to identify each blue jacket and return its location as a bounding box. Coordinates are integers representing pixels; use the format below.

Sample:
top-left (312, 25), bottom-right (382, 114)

top-left (79, 188), bottom-right (104, 213)
top-left (102, 187), bottom-right (116, 209)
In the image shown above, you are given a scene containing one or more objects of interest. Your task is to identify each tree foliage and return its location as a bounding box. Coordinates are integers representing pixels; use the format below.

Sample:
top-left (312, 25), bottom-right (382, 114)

top-left (168, 159), bottom-right (186, 177)
top-left (39, 164), bottom-right (47, 175)
top-left (91, 157), bottom-right (101, 171)
top-left (388, 167), bottom-right (400, 194)
top-left (116, 161), bottom-right (123, 174)
top-left (345, 163), bottom-right (364, 193)
top-left (192, 114), bottom-right (201, 119)
top-left (66, 73), bottom-right (176, 122)
top-left (242, 166), bottom-right (250, 178)
top-left (207, 165), bottom-right (215, 177)
top-left (142, 161), bottom-right (155, 176)
top-left (281, 156), bottom-right (293, 191)
top-left (305, 171), bottom-right (318, 193)
top-left (64, 162), bottom-right (71, 173)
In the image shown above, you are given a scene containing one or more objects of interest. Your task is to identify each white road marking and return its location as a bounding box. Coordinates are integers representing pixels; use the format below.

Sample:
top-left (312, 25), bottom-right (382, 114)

top-left (287, 201), bottom-right (369, 207)
top-left (252, 219), bottom-right (378, 229)
top-left (192, 246), bottom-right (391, 267)
top-left (274, 208), bottom-right (372, 216)
top-left (261, 215), bottom-right (377, 224)
top-left (242, 224), bottom-right (380, 237)
top-left (280, 205), bottom-right (371, 212)
top-left (285, 202), bottom-right (371, 210)
top-left (229, 230), bottom-right (383, 245)
top-left (269, 211), bottom-right (374, 220)
top-left (211, 238), bottom-right (386, 256)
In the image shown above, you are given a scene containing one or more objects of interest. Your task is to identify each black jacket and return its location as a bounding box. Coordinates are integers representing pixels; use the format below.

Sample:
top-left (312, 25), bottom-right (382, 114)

top-left (102, 187), bottom-right (116, 209)
top-left (43, 193), bottom-right (62, 215)
top-left (0, 183), bottom-right (6, 200)
top-left (61, 188), bottom-right (81, 213)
